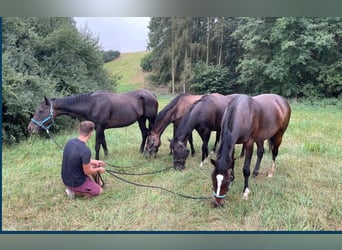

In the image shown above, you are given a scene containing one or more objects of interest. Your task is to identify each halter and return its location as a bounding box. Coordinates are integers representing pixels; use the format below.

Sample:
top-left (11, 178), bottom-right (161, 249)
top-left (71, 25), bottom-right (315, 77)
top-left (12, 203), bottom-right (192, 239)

top-left (213, 180), bottom-right (233, 198)
top-left (31, 101), bottom-right (54, 131)
top-left (213, 192), bottom-right (226, 199)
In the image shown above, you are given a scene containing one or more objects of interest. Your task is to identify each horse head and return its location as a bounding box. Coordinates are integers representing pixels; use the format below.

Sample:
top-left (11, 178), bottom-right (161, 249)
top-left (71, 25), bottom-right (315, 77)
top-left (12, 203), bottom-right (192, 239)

top-left (28, 96), bottom-right (55, 134)
top-left (169, 138), bottom-right (189, 170)
top-left (210, 159), bottom-right (235, 207)
top-left (144, 132), bottom-right (160, 157)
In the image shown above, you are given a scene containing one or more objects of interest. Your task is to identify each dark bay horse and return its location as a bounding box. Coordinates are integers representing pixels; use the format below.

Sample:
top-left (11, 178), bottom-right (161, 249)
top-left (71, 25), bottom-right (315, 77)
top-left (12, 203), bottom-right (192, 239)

top-left (144, 93), bottom-right (202, 157)
top-left (28, 89), bottom-right (158, 160)
top-left (170, 93), bottom-right (237, 170)
top-left (211, 94), bottom-right (291, 206)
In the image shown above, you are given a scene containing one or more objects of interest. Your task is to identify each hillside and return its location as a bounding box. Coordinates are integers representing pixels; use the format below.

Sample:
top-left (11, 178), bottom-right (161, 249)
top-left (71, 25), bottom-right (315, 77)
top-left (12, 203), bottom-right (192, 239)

top-left (104, 51), bottom-right (150, 92)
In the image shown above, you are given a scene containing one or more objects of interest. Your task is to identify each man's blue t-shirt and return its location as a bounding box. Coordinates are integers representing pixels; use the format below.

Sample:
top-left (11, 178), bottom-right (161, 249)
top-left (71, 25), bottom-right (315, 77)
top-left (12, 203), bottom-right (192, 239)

top-left (61, 138), bottom-right (91, 187)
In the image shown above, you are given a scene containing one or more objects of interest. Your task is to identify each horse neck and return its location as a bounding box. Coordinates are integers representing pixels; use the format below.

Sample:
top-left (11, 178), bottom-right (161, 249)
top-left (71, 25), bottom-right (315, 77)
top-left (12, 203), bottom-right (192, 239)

top-left (151, 109), bottom-right (174, 136)
top-left (174, 111), bottom-right (196, 143)
top-left (53, 95), bottom-right (90, 119)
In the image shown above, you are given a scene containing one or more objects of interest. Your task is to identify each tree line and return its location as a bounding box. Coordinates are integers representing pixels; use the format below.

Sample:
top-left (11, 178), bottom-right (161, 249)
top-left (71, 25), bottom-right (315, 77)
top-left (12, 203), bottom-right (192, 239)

top-left (2, 17), bottom-right (119, 144)
top-left (142, 17), bottom-right (342, 98)
top-left (2, 17), bottom-right (341, 144)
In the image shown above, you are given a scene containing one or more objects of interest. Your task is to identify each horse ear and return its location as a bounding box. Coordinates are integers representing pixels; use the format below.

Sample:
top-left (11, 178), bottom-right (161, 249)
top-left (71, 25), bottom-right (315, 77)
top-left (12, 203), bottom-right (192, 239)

top-left (44, 96), bottom-right (50, 105)
top-left (210, 159), bottom-right (217, 167)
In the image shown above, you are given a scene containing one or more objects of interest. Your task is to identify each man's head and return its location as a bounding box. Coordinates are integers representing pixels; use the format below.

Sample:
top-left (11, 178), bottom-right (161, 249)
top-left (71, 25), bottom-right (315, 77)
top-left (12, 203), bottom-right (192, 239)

top-left (79, 121), bottom-right (95, 137)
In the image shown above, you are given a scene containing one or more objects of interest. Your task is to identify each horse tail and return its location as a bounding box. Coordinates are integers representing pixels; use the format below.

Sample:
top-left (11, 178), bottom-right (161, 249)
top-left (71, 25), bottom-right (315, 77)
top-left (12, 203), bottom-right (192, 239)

top-left (225, 95), bottom-right (240, 131)
top-left (216, 96), bottom-right (239, 162)
top-left (140, 90), bottom-right (158, 131)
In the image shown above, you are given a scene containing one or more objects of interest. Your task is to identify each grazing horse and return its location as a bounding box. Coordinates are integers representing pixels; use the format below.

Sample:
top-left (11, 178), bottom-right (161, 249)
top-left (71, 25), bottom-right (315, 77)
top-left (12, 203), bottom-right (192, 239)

top-left (170, 93), bottom-right (236, 170)
top-left (144, 93), bottom-right (202, 157)
top-left (211, 94), bottom-right (291, 206)
top-left (28, 89), bottom-right (158, 160)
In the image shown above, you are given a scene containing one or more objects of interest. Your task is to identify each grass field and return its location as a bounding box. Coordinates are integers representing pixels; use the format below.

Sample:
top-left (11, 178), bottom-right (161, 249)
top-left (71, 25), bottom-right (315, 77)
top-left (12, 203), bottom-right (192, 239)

top-left (2, 52), bottom-right (342, 231)
top-left (2, 99), bottom-right (342, 231)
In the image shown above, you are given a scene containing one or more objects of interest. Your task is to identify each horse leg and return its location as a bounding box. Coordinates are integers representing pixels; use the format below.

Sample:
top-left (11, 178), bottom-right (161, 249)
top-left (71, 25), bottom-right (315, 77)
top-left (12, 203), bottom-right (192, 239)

top-left (94, 129), bottom-right (106, 186)
top-left (211, 130), bottom-right (220, 153)
top-left (252, 140), bottom-right (264, 177)
top-left (138, 118), bottom-right (148, 153)
top-left (240, 144), bottom-right (245, 158)
top-left (268, 133), bottom-right (283, 178)
top-left (199, 130), bottom-right (210, 167)
top-left (242, 141), bottom-right (253, 200)
top-left (95, 127), bottom-right (105, 160)
top-left (101, 131), bottom-right (108, 157)
top-left (189, 132), bottom-right (196, 156)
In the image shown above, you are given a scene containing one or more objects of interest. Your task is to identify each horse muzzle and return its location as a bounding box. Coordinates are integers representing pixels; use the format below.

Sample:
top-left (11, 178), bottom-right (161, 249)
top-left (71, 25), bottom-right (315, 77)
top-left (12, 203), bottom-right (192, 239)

top-left (28, 122), bottom-right (40, 134)
top-left (173, 158), bottom-right (186, 170)
top-left (214, 197), bottom-right (225, 207)
top-left (144, 146), bottom-right (158, 158)
top-left (213, 192), bottom-right (226, 207)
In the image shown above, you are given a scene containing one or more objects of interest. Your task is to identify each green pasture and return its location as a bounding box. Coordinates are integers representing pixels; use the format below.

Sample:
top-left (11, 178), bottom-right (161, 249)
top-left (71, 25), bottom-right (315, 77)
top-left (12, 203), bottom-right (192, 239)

top-left (104, 51), bottom-right (150, 92)
top-left (2, 99), bottom-right (342, 231)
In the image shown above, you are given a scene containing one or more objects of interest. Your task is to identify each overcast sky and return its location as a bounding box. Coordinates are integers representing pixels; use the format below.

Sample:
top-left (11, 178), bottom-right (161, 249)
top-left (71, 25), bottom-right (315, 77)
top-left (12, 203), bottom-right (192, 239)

top-left (74, 17), bottom-right (150, 53)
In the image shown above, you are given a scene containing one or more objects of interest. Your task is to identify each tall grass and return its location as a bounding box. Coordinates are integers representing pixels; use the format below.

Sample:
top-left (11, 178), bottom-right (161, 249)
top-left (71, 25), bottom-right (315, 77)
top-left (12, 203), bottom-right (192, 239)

top-left (2, 100), bottom-right (342, 231)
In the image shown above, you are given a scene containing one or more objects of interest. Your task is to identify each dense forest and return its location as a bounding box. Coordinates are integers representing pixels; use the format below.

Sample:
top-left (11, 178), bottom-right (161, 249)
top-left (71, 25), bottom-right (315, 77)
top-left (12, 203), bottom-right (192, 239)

top-left (143, 17), bottom-right (342, 97)
top-left (2, 17), bottom-right (118, 144)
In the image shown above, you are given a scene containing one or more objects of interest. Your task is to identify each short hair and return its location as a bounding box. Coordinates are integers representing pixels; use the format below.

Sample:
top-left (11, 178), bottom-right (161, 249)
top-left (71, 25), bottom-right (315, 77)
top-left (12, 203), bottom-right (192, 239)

top-left (79, 121), bottom-right (95, 136)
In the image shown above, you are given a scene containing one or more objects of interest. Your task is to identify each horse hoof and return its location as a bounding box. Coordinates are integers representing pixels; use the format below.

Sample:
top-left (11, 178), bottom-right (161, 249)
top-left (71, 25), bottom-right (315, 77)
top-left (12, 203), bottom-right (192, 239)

top-left (267, 172), bottom-right (274, 178)
top-left (242, 188), bottom-right (250, 200)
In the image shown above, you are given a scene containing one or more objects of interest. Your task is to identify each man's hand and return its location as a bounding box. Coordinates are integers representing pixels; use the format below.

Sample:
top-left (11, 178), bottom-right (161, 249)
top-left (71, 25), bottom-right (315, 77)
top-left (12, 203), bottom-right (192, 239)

top-left (90, 159), bottom-right (105, 168)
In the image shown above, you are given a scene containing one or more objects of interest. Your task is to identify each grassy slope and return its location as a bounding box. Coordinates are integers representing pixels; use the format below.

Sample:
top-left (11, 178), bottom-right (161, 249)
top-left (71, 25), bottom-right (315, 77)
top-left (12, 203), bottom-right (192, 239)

top-left (104, 51), bottom-right (150, 93)
top-left (2, 52), bottom-right (342, 231)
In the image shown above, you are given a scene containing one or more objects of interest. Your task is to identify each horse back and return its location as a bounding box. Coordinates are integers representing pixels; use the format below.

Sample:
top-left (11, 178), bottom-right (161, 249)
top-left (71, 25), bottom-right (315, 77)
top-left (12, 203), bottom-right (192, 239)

top-left (253, 94), bottom-right (291, 130)
top-left (89, 90), bottom-right (158, 128)
top-left (175, 93), bottom-right (231, 138)
top-left (172, 94), bottom-right (202, 121)
top-left (198, 93), bottom-right (237, 125)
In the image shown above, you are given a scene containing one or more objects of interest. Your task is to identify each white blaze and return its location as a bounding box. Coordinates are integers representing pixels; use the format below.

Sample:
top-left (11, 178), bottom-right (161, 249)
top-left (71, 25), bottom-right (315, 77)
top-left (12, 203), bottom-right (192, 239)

top-left (216, 174), bottom-right (224, 197)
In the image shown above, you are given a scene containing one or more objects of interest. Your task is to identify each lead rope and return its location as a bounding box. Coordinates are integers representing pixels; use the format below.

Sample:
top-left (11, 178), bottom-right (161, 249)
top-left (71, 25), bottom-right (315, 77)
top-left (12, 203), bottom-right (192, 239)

top-left (106, 169), bottom-right (212, 200)
top-left (103, 161), bottom-right (173, 175)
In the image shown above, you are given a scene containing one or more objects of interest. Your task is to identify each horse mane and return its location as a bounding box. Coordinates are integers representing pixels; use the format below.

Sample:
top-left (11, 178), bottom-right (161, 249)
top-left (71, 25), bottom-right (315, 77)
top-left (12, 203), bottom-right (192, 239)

top-left (155, 93), bottom-right (190, 124)
top-left (216, 96), bottom-right (240, 171)
top-left (54, 92), bottom-right (93, 105)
